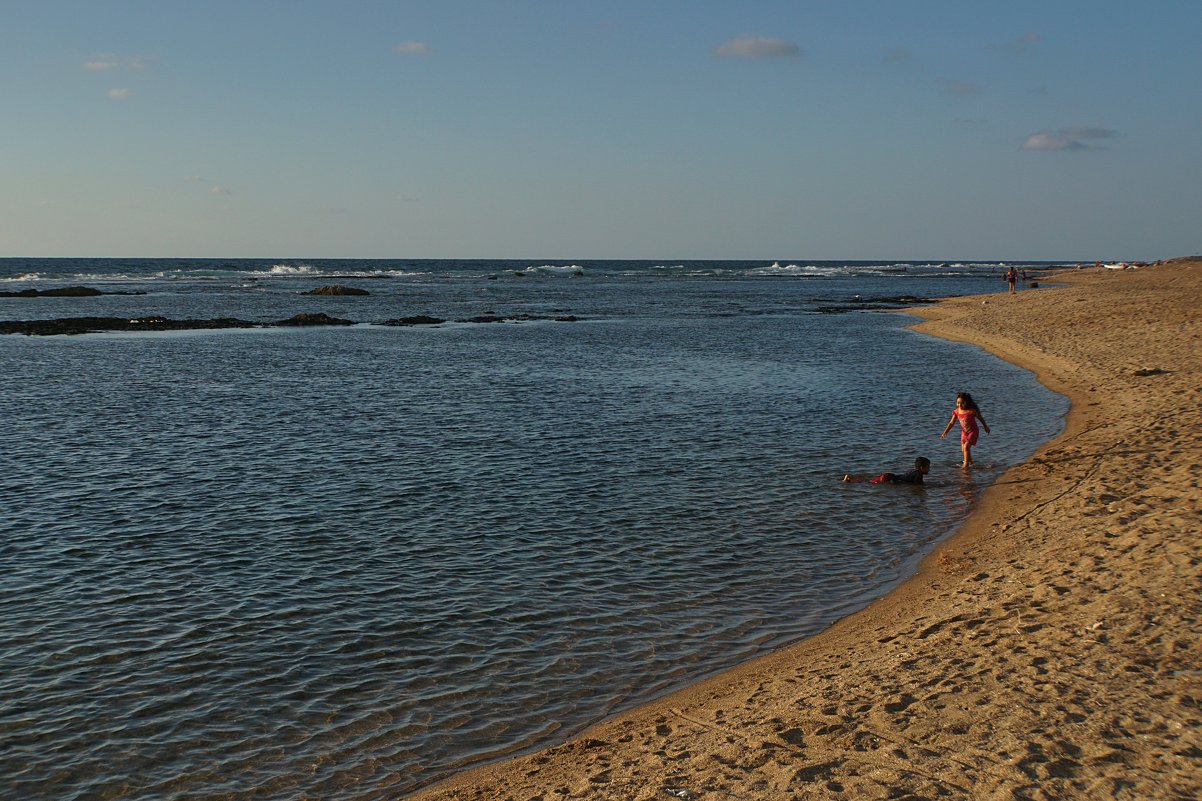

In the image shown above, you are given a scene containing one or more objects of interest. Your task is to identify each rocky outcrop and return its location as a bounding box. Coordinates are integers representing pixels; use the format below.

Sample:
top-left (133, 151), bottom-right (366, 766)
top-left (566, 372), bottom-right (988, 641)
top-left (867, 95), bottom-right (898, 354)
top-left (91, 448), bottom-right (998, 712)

top-left (301, 285), bottom-right (370, 296)
top-left (0, 316), bottom-right (258, 336)
top-left (0, 286), bottom-right (146, 298)
top-left (1, 311), bottom-right (579, 335)
top-left (381, 315), bottom-right (446, 326)
top-left (457, 314), bottom-right (580, 323)
top-left (274, 313), bottom-right (356, 327)
top-left (815, 295), bottom-right (936, 313)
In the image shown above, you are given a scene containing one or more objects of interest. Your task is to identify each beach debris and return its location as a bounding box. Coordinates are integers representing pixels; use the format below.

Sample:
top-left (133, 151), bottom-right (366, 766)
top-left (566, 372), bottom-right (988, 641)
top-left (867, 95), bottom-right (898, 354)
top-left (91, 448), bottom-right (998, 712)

top-left (1133, 367), bottom-right (1168, 376)
top-left (664, 788), bottom-right (695, 799)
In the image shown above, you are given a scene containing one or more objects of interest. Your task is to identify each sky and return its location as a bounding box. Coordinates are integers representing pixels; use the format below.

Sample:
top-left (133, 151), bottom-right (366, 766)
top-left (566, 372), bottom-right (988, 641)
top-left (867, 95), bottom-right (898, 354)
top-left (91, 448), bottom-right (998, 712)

top-left (2, 1), bottom-right (1200, 260)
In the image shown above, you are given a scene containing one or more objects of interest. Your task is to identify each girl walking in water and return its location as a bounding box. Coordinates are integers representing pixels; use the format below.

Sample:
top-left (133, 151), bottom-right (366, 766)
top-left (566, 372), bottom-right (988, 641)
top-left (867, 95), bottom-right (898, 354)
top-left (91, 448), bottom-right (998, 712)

top-left (941, 391), bottom-right (991, 469)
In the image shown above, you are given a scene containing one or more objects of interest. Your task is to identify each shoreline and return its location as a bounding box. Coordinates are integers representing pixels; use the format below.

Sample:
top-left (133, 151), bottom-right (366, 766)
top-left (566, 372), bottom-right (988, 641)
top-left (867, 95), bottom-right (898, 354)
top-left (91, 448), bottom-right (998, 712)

top-left (407, 259), bottom-right (1202, 800)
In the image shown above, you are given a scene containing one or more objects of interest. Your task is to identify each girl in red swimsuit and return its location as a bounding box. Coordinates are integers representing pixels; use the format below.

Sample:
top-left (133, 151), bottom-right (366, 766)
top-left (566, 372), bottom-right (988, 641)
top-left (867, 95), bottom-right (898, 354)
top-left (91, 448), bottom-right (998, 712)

top-left (940, 391), bottom-right (991, 469)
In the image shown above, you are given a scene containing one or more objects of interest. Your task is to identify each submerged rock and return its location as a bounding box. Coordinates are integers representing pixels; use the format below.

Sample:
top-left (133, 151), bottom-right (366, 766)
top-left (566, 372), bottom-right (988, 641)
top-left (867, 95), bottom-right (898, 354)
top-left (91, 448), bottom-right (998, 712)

top-left (0, 316), bottom-right (258, 336)
top-left (0, 286), bottom-right (146, 298)
top-left (381, 315), bottom-right (446, 326)
top-left (815, 295), bottom-right (936, 314)
top-left (274, 313), bottom-right (356, 327)
top-left (301, 285), bottom-right (370, 296)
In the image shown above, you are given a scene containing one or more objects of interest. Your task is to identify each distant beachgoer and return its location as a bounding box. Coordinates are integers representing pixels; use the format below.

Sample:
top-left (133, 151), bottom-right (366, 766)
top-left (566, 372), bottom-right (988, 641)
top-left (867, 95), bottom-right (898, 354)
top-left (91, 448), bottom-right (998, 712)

top-left (941, 392), bottom-right (990, 469)
top-left (1005, 266), bottom-right (1018, 293)
top-left (843, 456), bottom-right (930, 485)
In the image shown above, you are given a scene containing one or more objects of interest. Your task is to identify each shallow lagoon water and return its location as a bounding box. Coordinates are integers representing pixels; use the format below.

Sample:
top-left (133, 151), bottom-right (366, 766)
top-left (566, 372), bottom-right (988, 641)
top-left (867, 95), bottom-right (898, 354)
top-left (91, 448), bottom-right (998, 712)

top-left (0, 259), bottom-right (1066, 798)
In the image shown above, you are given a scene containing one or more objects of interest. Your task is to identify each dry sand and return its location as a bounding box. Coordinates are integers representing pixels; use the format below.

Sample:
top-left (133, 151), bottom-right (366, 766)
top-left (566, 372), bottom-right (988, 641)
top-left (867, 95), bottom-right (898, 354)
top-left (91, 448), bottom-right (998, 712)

top-left (408, 259), bottom-right (1202, 800)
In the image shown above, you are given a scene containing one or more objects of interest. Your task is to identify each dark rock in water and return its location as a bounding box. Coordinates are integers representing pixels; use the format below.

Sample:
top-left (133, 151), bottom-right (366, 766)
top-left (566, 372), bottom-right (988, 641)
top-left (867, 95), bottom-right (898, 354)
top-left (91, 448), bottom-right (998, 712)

top-left (455, 313), bottom-right (582, 324)
top-left (459, 314), bottom-right (509, 324)
top-left (274, 313), bottom-right (356, 327)
top-left (302, 285), bottom-right (370, 296)
top-left (0, 285), bottom-right (146, 298)
top-left (815, 295), bottom-right (937, 314)
top-left (381, 315), bottom-right (446, 326)
top-left (0, 316), bottom-right (259, 336)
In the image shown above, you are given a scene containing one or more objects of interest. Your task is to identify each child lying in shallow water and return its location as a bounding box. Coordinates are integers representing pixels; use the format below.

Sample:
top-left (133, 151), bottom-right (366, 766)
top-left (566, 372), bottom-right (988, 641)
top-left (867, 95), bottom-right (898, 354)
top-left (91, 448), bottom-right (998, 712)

top-left (843, 456), bottom-right (930, 485)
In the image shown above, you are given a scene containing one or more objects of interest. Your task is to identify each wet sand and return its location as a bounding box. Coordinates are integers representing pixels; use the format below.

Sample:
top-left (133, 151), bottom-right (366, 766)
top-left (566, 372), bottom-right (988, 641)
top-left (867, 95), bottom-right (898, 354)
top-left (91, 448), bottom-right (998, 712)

top-left (408, 259), bottom-right (1202, 800)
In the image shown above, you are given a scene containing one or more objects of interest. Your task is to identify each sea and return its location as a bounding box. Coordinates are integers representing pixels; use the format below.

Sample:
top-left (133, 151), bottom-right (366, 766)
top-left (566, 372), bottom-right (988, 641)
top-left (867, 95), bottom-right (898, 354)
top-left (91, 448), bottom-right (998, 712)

top-left (0, 258), bottom-right (1068, 800)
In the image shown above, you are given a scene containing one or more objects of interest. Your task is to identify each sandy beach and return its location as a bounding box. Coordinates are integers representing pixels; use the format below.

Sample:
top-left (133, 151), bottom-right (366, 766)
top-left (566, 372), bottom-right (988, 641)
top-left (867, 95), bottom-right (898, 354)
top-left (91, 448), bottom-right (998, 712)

top-left (409, 259), bottom-right (1202, 801)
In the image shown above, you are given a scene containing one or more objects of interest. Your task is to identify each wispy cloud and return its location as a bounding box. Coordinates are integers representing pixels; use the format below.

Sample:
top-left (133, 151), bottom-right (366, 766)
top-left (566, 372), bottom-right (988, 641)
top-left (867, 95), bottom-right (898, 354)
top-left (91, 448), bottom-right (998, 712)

top-left (1022, 127), bottom-right (1118, 151)
top-left (946, 81), bottom-right (982, 96)
top-left (714, 35), bottom-right (801, 59)
top-left (84, 57), bottom-right (119, 71)
top-left (84, 54), bottom-right (148, 71)
top-left (393, 41), bottom-right (432, 55)
top-left (186, 176), bottom-right (231, 195)
top-left (1011, 32), bottom-right (1042, 54)
top-left (107, 88), bottom-right (132, 100)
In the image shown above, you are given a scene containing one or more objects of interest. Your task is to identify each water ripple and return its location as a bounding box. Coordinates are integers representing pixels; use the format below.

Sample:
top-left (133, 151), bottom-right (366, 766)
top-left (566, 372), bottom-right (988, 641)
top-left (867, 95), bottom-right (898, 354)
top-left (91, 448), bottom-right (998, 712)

top-left (0, 278), bottom-right (1065, 799)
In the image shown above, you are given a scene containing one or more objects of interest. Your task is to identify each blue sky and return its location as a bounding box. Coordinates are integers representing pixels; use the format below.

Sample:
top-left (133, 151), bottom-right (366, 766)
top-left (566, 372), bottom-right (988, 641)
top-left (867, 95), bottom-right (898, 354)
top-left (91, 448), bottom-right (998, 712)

top-left (3, 1), bottom-right (1199, 260)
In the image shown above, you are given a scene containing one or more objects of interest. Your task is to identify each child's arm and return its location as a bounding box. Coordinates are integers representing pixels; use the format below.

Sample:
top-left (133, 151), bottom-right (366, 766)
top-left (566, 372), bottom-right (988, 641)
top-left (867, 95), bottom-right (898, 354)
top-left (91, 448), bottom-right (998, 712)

top-left (940, 414), bottom-right (956, 439)
top-left (976, 410), bottom-right (991, 434)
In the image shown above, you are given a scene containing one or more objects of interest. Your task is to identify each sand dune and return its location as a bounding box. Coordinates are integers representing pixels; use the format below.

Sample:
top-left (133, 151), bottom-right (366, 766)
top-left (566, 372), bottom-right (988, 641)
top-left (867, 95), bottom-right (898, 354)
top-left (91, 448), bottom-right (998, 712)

top-left (408, 259), bottom-right (1202, 800)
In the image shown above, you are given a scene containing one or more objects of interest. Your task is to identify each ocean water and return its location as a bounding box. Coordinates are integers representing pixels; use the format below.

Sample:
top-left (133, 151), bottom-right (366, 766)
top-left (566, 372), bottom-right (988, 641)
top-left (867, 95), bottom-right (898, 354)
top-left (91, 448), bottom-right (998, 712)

top-left (0, 259), bottom-right (1067, 799)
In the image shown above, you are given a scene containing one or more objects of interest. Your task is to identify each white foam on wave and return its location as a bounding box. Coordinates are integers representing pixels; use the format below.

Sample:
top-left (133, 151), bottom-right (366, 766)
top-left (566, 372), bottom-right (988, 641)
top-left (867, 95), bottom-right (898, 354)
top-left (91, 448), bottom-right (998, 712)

top-left (521, 264), bottom-right (585, 275)
top-left (267, 263), bottom-right (320, 275)
top-left (253, 263), bottom-right (424, 279)
top-left (748, 262), bottom-right (851, 277)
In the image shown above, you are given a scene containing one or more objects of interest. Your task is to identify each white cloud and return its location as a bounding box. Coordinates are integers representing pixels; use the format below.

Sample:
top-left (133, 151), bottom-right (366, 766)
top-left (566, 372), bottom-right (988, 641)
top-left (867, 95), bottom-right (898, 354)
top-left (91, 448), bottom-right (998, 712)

top-left (107, 88), bottom-right (132, 99)
top-left (210, 185), bottom-right (231, 195)
top-left (85, 53), bottom-right (149, 71)
top-left (393, 41), bottom-right (432, 55)
top-left (1022, 128), bottom-right (1117, 151)
top-left (714, 35), bottom-right (801, 59)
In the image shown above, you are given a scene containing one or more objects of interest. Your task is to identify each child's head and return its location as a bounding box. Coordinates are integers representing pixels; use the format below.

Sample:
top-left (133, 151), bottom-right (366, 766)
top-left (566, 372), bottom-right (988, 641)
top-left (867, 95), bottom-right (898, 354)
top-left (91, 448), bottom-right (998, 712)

top-left (955, 392), bottom-right (978, 410)
top-left (914, 456), bottom-right (931, 473)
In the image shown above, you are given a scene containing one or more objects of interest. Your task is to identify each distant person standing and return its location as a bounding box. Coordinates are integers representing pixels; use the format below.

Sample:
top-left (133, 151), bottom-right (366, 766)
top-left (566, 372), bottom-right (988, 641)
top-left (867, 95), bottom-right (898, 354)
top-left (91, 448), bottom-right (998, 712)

top-left (941, 392), bottom-right (990, 469)
top-left (1005, 266), bottom-right (1018, 294)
